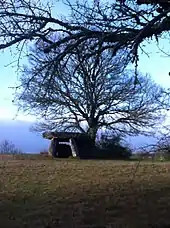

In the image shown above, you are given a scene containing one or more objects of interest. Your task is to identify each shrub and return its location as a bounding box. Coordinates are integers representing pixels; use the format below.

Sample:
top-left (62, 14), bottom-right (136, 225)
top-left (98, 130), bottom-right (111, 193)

top-left (96, 134), bottom-right (132, 159)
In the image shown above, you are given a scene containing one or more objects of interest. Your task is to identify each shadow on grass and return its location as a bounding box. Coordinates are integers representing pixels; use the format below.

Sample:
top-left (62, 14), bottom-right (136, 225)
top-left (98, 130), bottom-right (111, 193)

top-left (1, 183), bottom-right (170, 228)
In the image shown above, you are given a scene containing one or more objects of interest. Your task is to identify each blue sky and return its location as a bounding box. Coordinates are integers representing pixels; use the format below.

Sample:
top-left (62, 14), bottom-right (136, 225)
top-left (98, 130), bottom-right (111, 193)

top-left (0, 49), bottom-right (36, 121)
top-left (0, 0), bottom-right (72, 121)
top-left (0, 2), bottom-right (170, 123)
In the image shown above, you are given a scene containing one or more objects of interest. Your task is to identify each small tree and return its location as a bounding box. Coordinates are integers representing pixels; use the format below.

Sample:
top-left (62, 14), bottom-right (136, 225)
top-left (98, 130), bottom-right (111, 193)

top-left (135, 125), bottom-right (170, 161)
top-left (153, 133), bottom-right (170, 160)
top-left (0, 140), bottom-right (22, 154)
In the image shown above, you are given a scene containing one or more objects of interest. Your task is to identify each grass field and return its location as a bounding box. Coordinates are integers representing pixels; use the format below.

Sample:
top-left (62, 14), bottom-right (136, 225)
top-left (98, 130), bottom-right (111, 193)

top-left (1, 155), bottom-right (170, 228)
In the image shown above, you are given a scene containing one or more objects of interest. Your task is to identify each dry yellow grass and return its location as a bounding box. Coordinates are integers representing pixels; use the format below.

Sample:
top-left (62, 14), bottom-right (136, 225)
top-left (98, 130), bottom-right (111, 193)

top-left (0, 156), bottom-right (170, 227)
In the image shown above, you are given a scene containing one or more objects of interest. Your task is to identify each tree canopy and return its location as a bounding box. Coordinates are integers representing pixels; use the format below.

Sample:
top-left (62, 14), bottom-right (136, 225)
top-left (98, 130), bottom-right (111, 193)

top-left (0, 0), bottom-right (170, 69)
top-left (14, 41), bottom-right (170, 143)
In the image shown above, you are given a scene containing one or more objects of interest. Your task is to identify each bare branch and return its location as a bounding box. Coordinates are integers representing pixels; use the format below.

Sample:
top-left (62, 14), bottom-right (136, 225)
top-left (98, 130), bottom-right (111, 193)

top-left (0, 0), bottom-right (170, 66)
top-left (13, 41), bottom-right (170, 143)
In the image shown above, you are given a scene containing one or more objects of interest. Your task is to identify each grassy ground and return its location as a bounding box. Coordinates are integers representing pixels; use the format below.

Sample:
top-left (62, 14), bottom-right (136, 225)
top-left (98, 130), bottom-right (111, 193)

top-left (1, 155), bottom-right (170, 227)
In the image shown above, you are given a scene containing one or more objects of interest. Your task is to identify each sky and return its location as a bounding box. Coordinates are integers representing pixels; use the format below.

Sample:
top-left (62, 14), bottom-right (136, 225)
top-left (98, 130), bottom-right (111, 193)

top-left (0, 54), bottom-right (36, 122)
top-left (0, 1), bottom-right (170, 123)
top-left (0, 0), bottom-right (70, 122)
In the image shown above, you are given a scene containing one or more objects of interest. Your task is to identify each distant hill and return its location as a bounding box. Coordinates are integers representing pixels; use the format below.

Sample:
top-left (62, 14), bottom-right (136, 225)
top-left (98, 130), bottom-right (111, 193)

top-left (0, 119), bottom-right (157, 153)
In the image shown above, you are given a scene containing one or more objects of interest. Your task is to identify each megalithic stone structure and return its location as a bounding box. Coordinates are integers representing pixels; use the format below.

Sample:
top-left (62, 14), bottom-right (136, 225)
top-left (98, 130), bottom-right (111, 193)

top-left (43, 131), bottom-right (93, 158)
top-left (69, 138), bottom-right (79, 157)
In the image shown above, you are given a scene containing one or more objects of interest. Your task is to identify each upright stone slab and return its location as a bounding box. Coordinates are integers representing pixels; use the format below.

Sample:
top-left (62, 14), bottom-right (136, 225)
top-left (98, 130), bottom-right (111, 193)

top-left (48, 140), bottom-right (53, 156)
top-left (48, 137), bottom-right (59, 157)
top-left (69, 138), bottom-right (79, 157)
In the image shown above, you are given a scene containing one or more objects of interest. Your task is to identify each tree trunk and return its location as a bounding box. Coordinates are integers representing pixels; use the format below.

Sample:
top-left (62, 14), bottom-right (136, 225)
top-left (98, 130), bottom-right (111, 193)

top-left (87, 126), bottom-right (98, 146)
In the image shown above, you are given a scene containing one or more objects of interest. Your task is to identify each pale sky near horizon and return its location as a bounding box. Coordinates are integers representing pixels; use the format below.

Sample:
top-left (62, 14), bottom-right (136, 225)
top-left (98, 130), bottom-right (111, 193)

top-left (0, 1), bottom-right (170, 123)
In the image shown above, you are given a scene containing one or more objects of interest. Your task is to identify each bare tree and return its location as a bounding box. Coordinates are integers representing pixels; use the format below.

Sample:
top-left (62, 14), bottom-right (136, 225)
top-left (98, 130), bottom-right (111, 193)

top-left (0, 140), bottom-right (22, 154)
top-left (0, 0), bottom-right (170, 72)
top-left (13, 42), bottom-right (170, 144)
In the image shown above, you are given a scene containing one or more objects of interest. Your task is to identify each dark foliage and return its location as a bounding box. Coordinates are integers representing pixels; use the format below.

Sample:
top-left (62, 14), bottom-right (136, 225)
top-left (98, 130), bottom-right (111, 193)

top-left (95, 134), bottom-right (132, 159)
